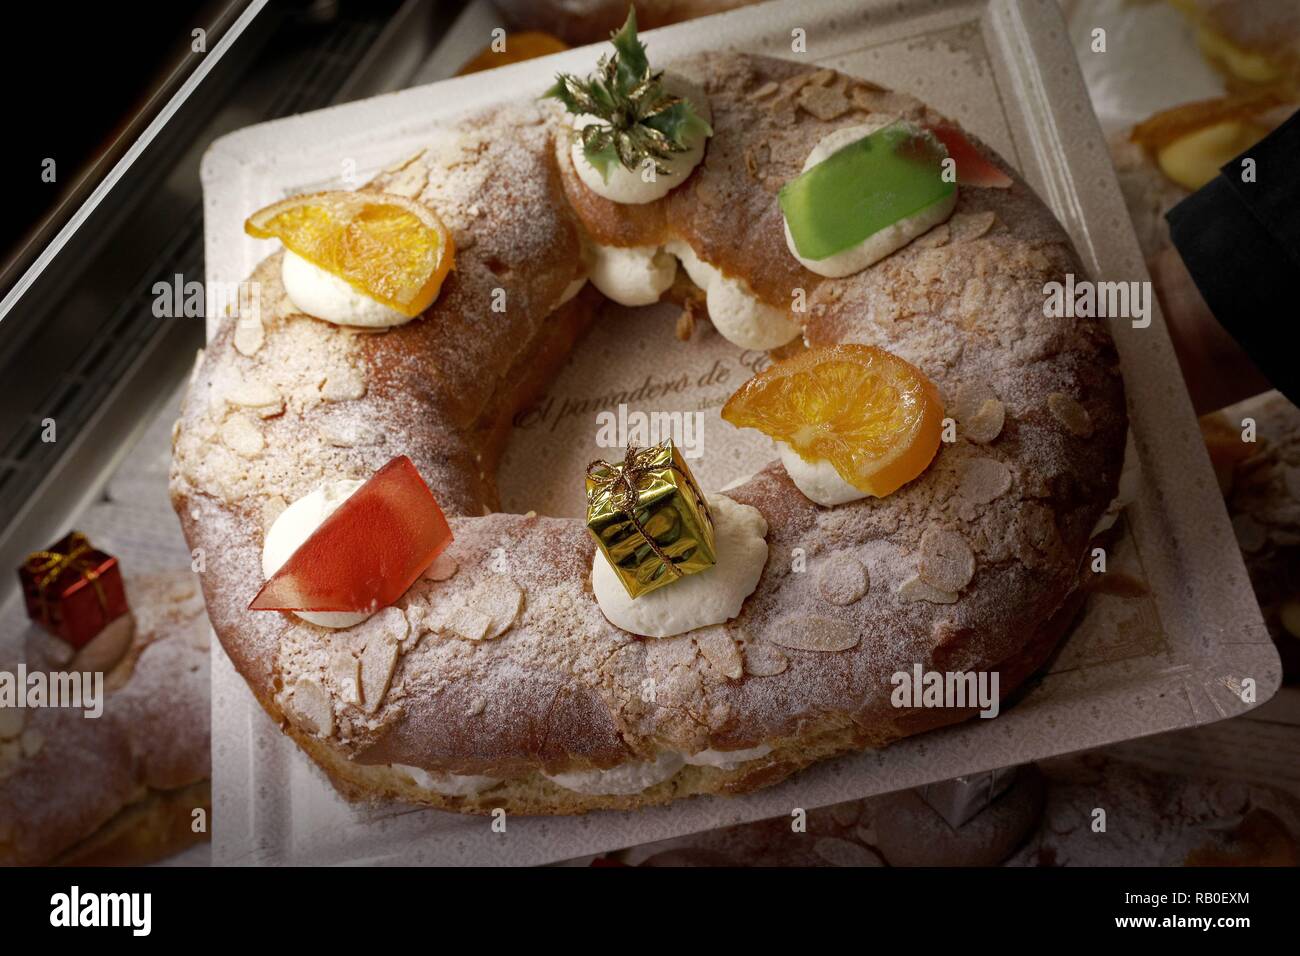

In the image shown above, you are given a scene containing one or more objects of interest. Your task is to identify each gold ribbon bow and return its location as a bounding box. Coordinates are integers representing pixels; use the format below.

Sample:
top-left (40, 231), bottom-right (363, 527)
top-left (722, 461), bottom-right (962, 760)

top-left (23, 532), bottom-right (108, 623)
top-left (586, 444), bottom-right (708, 582)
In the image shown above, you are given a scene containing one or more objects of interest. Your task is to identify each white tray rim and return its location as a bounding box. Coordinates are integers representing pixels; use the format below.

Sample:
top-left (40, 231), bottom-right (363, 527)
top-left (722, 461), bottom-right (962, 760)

top-left (201, 0), bottom-right (1279, 865)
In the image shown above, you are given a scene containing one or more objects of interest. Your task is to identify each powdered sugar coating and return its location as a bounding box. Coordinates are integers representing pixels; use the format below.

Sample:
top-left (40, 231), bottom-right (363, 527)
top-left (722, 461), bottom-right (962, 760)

top-left (172, 57), bottom-right (1126, 813)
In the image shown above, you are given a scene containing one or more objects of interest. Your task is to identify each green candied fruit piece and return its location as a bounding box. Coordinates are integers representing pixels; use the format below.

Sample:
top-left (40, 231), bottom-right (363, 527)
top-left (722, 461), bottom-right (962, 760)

top-left (779, 121), bottom-right (954, 261)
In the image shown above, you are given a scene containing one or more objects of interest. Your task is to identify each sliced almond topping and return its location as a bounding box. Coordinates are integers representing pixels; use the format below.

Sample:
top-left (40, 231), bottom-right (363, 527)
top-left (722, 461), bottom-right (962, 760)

top-left (652, 635), bottom-right (698, 669)
top-left (354, 609), bottom-right (407, 712)
top-left (321, 424), bottom-right (356, 448)
top-left (1048, 392), bottom-right (1093, 437)
top-left (898, 575), bottom-right (958, 605)
top-left (918, 527), bottom-right (975, 592)
top-left (321, 366), bottom-right (366, 403)
top-left (442, 604), bottom-right (491, 642)
top-left (817, 554), bottom-right (869, 606)
top-left (321, 420), bottom-right (376, 448)
top-left (331, 651), bottom-right (361, 705)
top-left (224, 378), bottom-right (281, 410)
top-left (423, 553), bottom-right (458, 582)
top-left (0, 705), bottom-right (24, 741)
top-left (748, 81), bottom-right (779, 100)
top-left (769, 617), bottom-right (859, 652)
top-left (957, 458), bottom-right (1012, 505)
top-left (403, 603), bottom-right (427, 642)
top-left (220, 414), bottom-right (264, 457)
top-left (743, 641), bottom-right (788, 676)
top-left (966, 398), bottom-right (1005, 444)
top-left (286, 677), bottom-right (334, 736)
top-left (950, 210), bottom-right (997, 242)
top-left (780, 73), bottom-right (814, 97)
top-left (470, 580), bottom-right (524, 640)
top-left (419, 579), bottom-right (518, 643)
top-left (798, 84), bottom-right (851, 121)
top-left (917, 223), bottom-right (950, 248)
top-left (374, 608), bottom-right (408, 639)
top-left (694, 627), bottom-right (744, 680)
top-left (954, 382), bottom-right (997, 424)
top-left (19, 728), bottom-right (44, 758)
top-left (233, 316), bottom-right (264, 356)
top-left (815, 837), bottom-right (884, 867)
top-left (361, 606), bottom-right (409, 644)
top-left (261, 495), bottom-right (288, 531)
top-left (360, 638), bottom-right (399, 714)
top-left (849, 87), bottom-right (878, 111)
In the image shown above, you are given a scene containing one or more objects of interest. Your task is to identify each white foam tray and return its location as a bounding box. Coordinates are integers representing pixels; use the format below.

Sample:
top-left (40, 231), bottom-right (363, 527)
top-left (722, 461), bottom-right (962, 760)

top-left (203, 0), bottom-right (1279, 864)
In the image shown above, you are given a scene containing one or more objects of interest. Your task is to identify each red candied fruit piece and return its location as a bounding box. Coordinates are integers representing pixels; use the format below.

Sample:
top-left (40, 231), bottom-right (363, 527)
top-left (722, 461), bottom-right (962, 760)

top-left (926, 124), bottom-right (1013, 188)
top-left (249, 455), bottom-right (452, 613)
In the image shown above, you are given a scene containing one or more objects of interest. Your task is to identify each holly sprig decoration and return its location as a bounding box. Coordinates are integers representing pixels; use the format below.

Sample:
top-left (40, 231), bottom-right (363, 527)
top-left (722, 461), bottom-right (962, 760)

top-left (544, 7), bottom-right (712, 181)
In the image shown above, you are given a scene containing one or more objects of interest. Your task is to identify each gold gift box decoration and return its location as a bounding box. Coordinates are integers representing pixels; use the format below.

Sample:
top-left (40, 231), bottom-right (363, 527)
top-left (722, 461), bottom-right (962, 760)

top-left (585, 440), bottom-right (716, 599)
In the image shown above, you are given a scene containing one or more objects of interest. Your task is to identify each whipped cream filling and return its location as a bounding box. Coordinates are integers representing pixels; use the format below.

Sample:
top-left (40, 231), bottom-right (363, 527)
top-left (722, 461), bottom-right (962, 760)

top-left (545, 751), bottom-right (685, 795)
top-left (1090, 430), bottom-right (1140, 537)
top-left (556, 274), bottom-right (588, 307)
top-left (684, 744), bottom-right (772, 770)
top-left (391, 763), bottom-right (500, 797)
top-left (261, 479), bottom-right (371, 629)
top-left (782, 119), bottom-right (958, 279)
top-left (588, 243), bottom-right (677, 306)
top-left (281, 250), bottom-right (410, 328)
top-left (587, 237), bottom-right (800, 350)
top-left (570, 73), bottom-right (712, 205)
top-left (777, 441), bottom-right (866, 507)
top-left (665, 239), bottom-right (800, 350)
top-left (544, 744), bottom-right (772, 795)
top-left (591, 494), bottom-right (768, 638)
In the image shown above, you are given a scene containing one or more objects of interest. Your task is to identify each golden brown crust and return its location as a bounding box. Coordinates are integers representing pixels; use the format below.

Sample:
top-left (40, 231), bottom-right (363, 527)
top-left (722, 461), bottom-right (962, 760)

top-left (171, 56), bottom-right (1127, 814)
top-left (280, 589), bottom-right (1080, 815)
top-left (56, 781), bottom-right (211, 866)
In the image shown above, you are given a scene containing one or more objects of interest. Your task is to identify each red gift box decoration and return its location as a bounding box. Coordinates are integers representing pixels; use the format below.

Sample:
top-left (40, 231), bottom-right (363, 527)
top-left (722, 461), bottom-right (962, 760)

top-left (18, 532), bottom-right (129, 649)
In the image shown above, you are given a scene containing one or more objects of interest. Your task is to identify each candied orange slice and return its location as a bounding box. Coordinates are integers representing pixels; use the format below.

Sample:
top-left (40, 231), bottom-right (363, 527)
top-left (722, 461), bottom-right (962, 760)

top-left (457, 31), bottom-right (568, 75)
top-left (721, 343), bottom-right (943, 497)
top-left (245, 190), bottom-right (454, 318)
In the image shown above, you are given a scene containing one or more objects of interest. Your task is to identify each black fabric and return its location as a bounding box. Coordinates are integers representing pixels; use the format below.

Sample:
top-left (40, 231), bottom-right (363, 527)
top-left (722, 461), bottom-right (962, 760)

top-left (1165, 112), bottom-right (1299, 405)
top-left (1221, 111), bottom-right (1300, 266)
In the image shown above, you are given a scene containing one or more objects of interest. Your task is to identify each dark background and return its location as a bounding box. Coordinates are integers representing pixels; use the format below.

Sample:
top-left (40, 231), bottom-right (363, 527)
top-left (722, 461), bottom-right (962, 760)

top-left (1, 3), bottom-right (212, 263)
